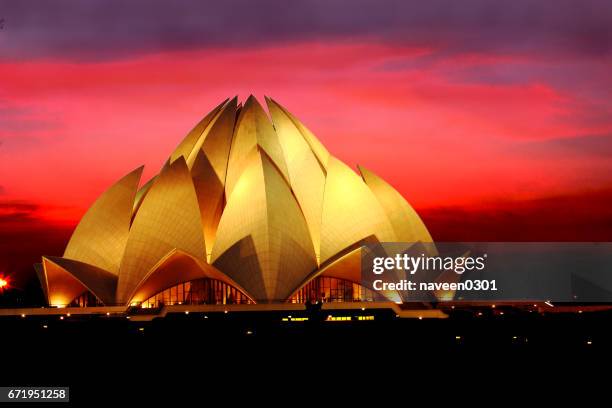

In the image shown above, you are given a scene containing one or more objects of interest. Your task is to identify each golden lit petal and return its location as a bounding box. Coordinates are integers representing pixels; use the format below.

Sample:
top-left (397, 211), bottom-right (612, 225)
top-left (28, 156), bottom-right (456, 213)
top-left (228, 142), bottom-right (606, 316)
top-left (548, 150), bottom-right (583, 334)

top-left (64, 166), bottom-right (143, 274)
top-left (266, 97), bottom-right (326, 263)
top-left (169, 98), bottom-right (228, 164)
top-left (116, 158), bottom-right (205, 303)
top-left (186, 96), bottom-right (237, 175)
top-left (212, 150), bottom-right (317, 302)
top-left (359, 165), bottom-right (434, 247)
top-left (132, 175), bottom-right (155, 216)
top-left (320, 157), bottom-right (396, 263)
top-left (42, 256), bottom-right (117, 306)
top-left (224, 95), bottom-right (290, 198)
top-left (267, 97), bottom-right (330, 170)
top-left (293, 247), bottom-right (363, 296)
top-left (191, 149), bottom-right (225, 261)
top-left (128, 249), bottom-right (253, 304)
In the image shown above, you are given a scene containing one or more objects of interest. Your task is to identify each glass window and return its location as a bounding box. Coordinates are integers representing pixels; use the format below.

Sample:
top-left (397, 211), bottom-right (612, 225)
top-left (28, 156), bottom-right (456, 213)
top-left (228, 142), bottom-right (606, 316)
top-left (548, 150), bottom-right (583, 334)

top-left (141, 279), bottom-right (253, 308)
top-left (288, 276), bottom-right (383, 303)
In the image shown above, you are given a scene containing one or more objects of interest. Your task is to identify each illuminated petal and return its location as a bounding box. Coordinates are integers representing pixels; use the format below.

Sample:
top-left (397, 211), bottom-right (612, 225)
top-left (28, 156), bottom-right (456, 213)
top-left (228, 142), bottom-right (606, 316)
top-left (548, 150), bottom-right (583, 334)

top-left (266, 97), bottom-right (326, 263)
top-left (64, 166), bottom-right (143, 274)
top-left (359, 165), bottom-right (434, 246)
top-left (212, 150), bottom-right (317, 302)
top-left (320, 157), bottom-right (396, 263)
top-left (128, 249), bottom-right (252, 304)
top-left (224, 95), bottom-right (290, 198)
top-left (169, 98), bottom-right (228, 164)
top-left (116, 158), bottom-right (205, 303)
top-left (42, 256), bottom-right (117, 306)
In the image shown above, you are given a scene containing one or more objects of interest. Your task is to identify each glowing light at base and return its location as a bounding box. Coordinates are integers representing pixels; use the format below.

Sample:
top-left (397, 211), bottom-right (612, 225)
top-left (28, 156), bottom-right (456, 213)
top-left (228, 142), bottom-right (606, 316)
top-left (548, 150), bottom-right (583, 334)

top-left (0, 276), bottom-right (9, 291)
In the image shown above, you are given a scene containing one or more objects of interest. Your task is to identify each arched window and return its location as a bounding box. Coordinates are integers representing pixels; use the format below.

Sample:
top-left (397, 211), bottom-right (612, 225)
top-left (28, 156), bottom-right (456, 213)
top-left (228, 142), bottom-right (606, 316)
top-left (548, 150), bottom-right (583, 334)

top-left (140, 278), bottom-right (253, 308)
top-left (289, 276), bottom-right (384, 303)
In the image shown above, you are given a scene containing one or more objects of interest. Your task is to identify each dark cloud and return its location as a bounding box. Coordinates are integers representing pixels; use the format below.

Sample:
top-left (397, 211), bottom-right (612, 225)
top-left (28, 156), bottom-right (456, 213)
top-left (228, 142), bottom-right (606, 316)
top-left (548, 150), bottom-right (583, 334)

top-left (0, 200), bottom-right (41, 222)
top-left (0, 200), bottom-right (74, 229)
top-left (419, 189), bottom-right (612, 241)
top-left (0, 0), bottom-right (611, 61)
top-left (0, 199), bottom-right (73, 305)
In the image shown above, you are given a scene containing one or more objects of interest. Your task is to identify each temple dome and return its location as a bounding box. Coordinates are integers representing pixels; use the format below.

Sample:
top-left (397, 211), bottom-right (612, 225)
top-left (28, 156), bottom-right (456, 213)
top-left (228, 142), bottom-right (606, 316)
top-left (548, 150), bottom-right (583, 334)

top-left (37, 96), bottom-right (433, 306)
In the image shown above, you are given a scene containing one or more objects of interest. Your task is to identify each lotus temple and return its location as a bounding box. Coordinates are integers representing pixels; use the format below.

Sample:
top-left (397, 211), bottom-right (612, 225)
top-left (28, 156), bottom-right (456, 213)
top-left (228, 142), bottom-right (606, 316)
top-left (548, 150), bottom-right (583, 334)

top-left (29, 96), bottom-right (442, 317)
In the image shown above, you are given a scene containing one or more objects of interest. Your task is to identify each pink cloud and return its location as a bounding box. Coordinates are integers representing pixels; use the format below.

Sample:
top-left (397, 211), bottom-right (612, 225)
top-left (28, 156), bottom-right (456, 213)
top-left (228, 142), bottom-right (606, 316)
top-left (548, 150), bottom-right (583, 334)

top-left (0, 40), bottom-right (610, 220)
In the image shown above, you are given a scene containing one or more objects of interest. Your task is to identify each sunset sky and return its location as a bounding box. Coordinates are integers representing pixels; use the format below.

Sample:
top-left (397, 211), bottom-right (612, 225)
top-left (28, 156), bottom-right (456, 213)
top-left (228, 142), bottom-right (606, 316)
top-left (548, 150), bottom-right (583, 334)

top-left (1, 0), bottom-right (612, 289)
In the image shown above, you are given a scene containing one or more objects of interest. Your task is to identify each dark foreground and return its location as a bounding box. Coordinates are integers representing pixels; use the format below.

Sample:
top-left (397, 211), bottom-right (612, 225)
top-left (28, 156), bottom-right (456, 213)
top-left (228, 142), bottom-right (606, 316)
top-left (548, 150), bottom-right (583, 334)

top-left (0, 306), bottom-right (608, 404)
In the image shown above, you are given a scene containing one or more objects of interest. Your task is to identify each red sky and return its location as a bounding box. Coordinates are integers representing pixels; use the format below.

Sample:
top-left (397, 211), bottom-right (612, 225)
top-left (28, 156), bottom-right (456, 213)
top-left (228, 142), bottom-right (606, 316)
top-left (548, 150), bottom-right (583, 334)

top-left (1, 1), bottom-right (612, 290)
